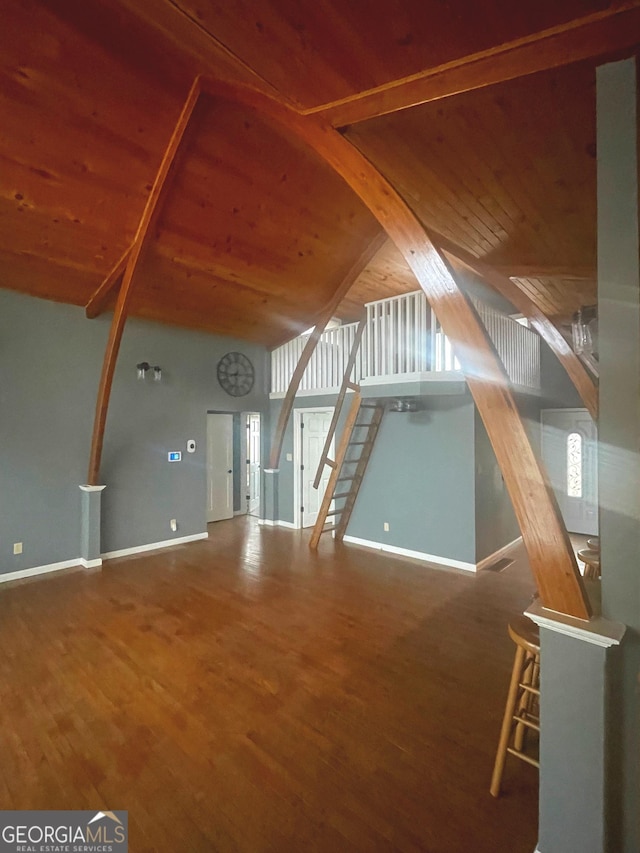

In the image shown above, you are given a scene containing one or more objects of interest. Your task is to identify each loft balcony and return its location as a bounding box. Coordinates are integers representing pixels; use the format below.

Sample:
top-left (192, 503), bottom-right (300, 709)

top-left (270, 290), bottom-right (541, 398)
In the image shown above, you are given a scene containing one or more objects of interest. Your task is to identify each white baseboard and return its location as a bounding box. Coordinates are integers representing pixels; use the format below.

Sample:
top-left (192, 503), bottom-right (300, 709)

top-left (341, 535), bottom-right (477, 572)
top-left (258, 519), bottom-right (297, 529)
top-left (80, 558), bottom-right (103, 569)
top-left (0, 558), bottom-right (82, 585)
top-left (102, 532), bottom-right (208, 560)
top-left (476, 536), bottom-right (523, 572)
top-left (234, 509), bottom-right (246, 516)
top-left (0, 533), bottom-right (209, 586)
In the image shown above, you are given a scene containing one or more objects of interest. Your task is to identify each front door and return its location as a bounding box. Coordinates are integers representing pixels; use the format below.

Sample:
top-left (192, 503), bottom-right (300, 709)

top-left (541, 408), bottom-right (598, 536)
top-left (206, 413), bottom-right (234, 523)
top-left (299, 409), bottom-right (334, 528)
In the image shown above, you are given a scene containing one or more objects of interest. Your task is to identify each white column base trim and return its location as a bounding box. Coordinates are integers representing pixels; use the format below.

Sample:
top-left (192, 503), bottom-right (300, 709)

top-left (341, 534), bottom-right (477, 572)
top-left (526, 596), bottom-right (626, 648)
top-left (0, 559), bottom-right (82, 584)
top-left (102, 532), bottom-right (208, 560)
top-left (258, 519), bottom-right (297, 529)
top-left (79, 484), bottom-right (106, 492)
top-left (80, 558), bottom-right (102, 569)
top-left (476, 536), bottom-right (523, 571)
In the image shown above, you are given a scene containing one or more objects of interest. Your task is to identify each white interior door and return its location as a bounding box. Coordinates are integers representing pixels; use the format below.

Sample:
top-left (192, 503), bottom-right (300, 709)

top-left (247, 413), bottom-right (261, 514)
top-left (541, 408), bottom-right (598, 536)
top-left (299, 410), bottom-right (334, 528)
top-left (206, 413), bottom-right (234, 523)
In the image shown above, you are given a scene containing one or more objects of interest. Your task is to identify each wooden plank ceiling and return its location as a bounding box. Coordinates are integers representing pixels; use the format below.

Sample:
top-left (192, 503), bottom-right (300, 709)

top-left (0, 0), bottom-right (630, 343)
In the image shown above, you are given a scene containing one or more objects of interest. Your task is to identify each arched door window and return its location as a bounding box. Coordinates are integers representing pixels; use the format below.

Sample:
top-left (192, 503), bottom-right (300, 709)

top-left (567, 432), bottom-right (583, 498)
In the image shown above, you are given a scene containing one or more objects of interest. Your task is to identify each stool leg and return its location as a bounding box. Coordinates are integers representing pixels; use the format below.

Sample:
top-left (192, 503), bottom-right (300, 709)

top-left (491, 645), bottom-right (525, 797)
top-left (514, 652), bottom-right (534, 752)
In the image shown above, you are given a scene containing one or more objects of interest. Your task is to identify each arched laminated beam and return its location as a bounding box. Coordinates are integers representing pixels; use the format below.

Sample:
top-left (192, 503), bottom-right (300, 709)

top-left (268, 231), bottom-right (388, 470)
top-left (202, 78), bottom-right (590, 619)
top-left (85, 244), bottom-right (133, 319)
top-left (429, 231), bottom-right (598, 420)
top-left (87, 77), bottom-right (202, 485)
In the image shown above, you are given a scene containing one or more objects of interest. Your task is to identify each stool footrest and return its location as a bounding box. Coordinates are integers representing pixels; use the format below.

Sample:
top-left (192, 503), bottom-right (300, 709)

top-left (506, 748), bottom-right (540, 769)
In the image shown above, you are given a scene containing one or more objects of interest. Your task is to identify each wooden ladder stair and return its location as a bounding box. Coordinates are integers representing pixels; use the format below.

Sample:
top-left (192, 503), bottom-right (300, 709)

top-left (309, 393), bottom-right (385, 549)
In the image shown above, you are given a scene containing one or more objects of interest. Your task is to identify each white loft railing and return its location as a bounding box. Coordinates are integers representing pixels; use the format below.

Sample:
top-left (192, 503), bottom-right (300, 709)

top-left (471, 298), bottom-right (541, 389)
top-left (270, 291), bottom-right (540, 395)
top-left (270, 322), bottom-right (360, 395)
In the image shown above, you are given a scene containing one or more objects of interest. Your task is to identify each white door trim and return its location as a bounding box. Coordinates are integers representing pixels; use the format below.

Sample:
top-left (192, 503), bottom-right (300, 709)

top-left (293, 407), bottom-right (334, 530)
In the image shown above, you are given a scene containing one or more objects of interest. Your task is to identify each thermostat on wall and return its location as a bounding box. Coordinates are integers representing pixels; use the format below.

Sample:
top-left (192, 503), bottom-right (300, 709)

top-left (168, 451), bottom-right (182, 462)
top-left (186, 439), bottom-right (196, 453)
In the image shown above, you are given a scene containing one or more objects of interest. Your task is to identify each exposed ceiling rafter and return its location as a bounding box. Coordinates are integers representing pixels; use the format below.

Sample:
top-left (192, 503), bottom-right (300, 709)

top-left (306, 3), bottom-right (640, 127)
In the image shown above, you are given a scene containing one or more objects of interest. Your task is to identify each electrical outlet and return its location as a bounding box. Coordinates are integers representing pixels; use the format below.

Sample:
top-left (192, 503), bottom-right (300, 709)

top-left (170, 519), bottom-right (178, 532)
top-left (13, 542), bottom-right (23, 555)
top-left (383, 522), bottom-right (390, 532)
top-left (286, 453), bottom-right (293, 462)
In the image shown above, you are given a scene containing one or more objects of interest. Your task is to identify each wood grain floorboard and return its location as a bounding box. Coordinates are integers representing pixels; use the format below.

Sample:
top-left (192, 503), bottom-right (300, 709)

top-left (0, 518), bottom-right (538, 852)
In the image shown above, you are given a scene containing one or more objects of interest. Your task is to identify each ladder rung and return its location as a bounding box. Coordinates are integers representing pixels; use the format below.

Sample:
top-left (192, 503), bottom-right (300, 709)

top-left (354, 422), bottom-right (373, 427)
top-left (321, 524), bottom-right (337, 533)
top-left (336, 475), bottom-right (354, 482)
top-left (333, 492), bottom-right (352, 499)
top-left (346, 381), bottom-right (360, 391)
top-left (349, 440), bottom-right (370, 445)
top-left (359, 403), bottom-right (378, 408)
top-left (325, 459), bottom-right (337, 468)
top-left (325, 509), bottom-right (342, 517)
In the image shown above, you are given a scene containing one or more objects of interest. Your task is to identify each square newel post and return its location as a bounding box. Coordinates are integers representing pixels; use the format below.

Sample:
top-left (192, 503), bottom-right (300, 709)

top-left (79, 484), bottom-right (106, 568)
top-left (262, 469), bottom-right (279, 524)
top-left (597, 56), bottom-right (640, 853)
top-left (526, 594), bottom-right (625, 853)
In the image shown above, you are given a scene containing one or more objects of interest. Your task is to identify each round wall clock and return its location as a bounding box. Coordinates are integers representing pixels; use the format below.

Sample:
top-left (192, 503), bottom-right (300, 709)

top-left (216, 352), bottom-right (255, 397)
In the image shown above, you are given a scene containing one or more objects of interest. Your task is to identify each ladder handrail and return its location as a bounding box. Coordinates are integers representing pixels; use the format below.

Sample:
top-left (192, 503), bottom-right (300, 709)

top-left (309, 392), bottom-right (362, 549)
top-left (312, 315), bottom-right (367, 490)
top-left (309, 397), bottom-right (385, 549)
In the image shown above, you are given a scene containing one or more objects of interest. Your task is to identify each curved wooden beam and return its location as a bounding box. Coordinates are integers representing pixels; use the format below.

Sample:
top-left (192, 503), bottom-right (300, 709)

top-left (429, 231), bottom-right (598, 420)
top-left (268, 231), bottom-right (387, 470)
top-left (87, 77), bottom-right (202, 485)
top-left (85, 244), bottom-right (133, 319)
top-left (202, 78), bottom-right (590, 619)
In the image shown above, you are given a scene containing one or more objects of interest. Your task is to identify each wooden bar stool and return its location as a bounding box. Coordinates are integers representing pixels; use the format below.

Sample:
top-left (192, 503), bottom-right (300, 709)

top-left (490, 614), bottom-right (540, 797)
top-left (578, 548), bottom-right (601, 580)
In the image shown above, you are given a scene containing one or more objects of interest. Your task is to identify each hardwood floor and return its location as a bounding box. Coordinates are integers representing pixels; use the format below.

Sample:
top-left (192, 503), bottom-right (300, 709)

top-left (0, 519), bottom-right (538, 852)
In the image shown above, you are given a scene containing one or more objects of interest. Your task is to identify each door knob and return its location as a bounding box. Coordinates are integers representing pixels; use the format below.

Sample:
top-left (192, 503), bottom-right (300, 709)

top-left (227, 469), bottom-right (232, 474)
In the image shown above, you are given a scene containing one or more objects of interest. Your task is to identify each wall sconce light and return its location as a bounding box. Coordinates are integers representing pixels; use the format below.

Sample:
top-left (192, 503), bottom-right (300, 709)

top-left (136, 362), bottom-right (162, 381)
top-left (389, 398), bottom-right (419, 413)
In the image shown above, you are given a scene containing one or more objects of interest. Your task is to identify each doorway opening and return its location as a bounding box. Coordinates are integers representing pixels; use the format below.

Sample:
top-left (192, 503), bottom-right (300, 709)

top-left (244, 412), bottom-right (261, 516)
top-left (293, 407), bottom-right (334, 528)
top-left (206, 412), bottom-right (234, 523)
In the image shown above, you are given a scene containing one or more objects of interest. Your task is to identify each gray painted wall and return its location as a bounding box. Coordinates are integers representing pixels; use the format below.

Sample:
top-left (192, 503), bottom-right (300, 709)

top-left (347, 395), bottom-right (476, 563)
top-left (270, 391), bottom-right (478, 563)
top-left (0, 290), bottom-right (268, 573)
top-left (474, 409), bottom-right (519, 563)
